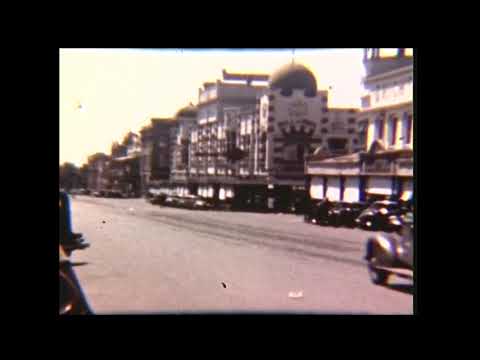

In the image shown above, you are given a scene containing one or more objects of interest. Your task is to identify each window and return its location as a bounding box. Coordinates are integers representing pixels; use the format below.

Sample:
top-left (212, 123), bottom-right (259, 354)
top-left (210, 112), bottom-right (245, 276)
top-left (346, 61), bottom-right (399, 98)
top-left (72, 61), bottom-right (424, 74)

top-left (322, 118), bottom-right (329, 124)
top-left (246, 119), bottom-right (252, 134)
top-left (327, 138), bottom-right (347, 152)
top-left (401, 112), bottom-right (413, 145)
top-left (407, 115), bottom-right (413, 144)
top-left (375, 118), bottom-right (385, 140)
top-left (322, 108), bottom-right (329, 113)
top-left (321, 128), bottom-right (328, 134)
top-left (348, 129), bottom-right (355, 134)
top-left (348, 118), bottom-right (356, 124)
top-left (388, 116), bottom-right (397, 146)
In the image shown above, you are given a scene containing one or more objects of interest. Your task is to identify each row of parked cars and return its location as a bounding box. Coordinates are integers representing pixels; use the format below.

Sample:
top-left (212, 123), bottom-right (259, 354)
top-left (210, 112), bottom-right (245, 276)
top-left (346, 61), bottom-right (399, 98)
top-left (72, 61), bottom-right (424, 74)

top-left (304, 199), bottom-right (413, 233)
top-left (147, 192), bottom-right (216, 210)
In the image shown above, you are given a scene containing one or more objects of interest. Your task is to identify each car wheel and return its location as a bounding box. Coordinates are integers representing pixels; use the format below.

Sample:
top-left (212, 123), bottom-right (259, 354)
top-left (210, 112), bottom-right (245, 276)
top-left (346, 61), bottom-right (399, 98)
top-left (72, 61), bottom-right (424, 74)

top-left (368, 257), bottom-right (389, 285)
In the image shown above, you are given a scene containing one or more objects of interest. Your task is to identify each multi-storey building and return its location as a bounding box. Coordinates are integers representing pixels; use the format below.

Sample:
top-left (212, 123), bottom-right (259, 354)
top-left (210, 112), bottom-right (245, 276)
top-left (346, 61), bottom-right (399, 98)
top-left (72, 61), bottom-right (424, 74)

top-left (306, 48), bottom-right (413, 203)
top-left (86, 152), bottom-right (110, 193)
top-left (252, 63), bottom-right (360, 209)
top-left (180, 64), bottom-right (359, 210)
top-left (108, 132), bottom-right (142, 196)
top-left (188, 70), bottom-right (269, 205)
top-left (170, 104), bottom-right (198, 196)
top-left (139, 118), bottom-right (177, 193)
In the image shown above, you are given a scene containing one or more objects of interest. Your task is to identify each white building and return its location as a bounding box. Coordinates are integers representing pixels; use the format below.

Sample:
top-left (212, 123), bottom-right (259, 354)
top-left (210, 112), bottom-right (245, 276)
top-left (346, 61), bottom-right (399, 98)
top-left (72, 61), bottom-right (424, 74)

top-left (306, 48), bottom-right (414, 203)
top-left (257, 62), bottom-right (359, 185)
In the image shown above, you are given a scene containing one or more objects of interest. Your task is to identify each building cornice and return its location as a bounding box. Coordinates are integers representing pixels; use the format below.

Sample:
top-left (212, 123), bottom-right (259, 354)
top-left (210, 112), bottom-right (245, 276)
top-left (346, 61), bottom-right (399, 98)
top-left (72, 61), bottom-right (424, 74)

top-left (359, 101), bottom-right (413, 115)
top-left (363, 65), bottom-right (413, 83)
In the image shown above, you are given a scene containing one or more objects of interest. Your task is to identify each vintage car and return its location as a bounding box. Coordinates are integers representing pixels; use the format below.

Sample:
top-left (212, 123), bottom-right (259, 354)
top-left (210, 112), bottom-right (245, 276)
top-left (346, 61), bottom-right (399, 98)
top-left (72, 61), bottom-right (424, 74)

top-left (164, 195), bottom-right (180, 207)
top-left (149, 193), bottom-right (167, 205)
top-left (355, 200), bottom-right (407, 232)
top-left (364, 212), bottom-right (413, 285)
top-left (191, 196), bottom-right (215, 210)
top-left (327, 202), bottom-right (368, 228)
top-left (310, 199), bottom-right (335, 225)
top-left (176, 194), bottom-right (200, 209)
top-left (93, 190), bottom-right (106, 197)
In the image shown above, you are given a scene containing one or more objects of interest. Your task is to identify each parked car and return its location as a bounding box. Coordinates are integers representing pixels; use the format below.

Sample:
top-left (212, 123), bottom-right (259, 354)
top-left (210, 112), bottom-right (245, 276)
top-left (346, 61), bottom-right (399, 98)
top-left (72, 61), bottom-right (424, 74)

top-left (364, 211), bottom-right (413, 285)
top-left (310, 199), bottom-right (335, 225)
top-left (327, 201), bottom-right (368, 227)
top-left (177, 194), bottom-right (200, 209)
top-left (355, 200), bottom-right (406, 232)
top-left (164, 195), bottom-right (179, 207)
top-left (107, 190), bottom-right (124, 198)
top-left (149, 193), bottom-right (167, 205)
top-left (191, 197), bottom-right (215, 210)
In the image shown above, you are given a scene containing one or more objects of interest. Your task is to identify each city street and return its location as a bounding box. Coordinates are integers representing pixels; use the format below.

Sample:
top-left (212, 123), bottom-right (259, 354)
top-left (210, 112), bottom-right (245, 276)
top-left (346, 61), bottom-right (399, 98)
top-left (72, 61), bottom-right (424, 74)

top-left (70, 196), bottom-right (413, 314)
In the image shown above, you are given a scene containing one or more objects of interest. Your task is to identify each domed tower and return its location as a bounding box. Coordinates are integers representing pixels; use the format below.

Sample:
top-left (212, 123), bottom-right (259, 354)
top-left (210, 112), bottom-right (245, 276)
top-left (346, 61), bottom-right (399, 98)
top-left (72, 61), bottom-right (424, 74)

top-left (269, 63), bottom-right (317, 97)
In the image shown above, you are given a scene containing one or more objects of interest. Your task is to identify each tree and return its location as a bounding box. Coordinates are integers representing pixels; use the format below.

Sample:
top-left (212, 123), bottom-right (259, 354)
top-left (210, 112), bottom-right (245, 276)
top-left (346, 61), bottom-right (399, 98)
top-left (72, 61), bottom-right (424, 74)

top-left (59, 162), bottom-right (80, 191)
top-left (79, 164), bottom-right (89, 188)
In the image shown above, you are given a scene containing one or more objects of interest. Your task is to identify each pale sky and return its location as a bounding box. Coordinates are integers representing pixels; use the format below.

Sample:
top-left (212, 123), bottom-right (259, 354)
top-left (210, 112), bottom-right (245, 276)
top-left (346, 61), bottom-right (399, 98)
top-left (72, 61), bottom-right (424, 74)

top-left (60, 48), bottom-right (370, 167)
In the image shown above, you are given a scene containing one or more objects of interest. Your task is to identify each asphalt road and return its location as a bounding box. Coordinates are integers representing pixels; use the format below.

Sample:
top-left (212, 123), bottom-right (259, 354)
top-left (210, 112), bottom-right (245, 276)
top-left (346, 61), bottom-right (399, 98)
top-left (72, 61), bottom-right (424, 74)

top-left (70, 196), bottom-right (414, 314)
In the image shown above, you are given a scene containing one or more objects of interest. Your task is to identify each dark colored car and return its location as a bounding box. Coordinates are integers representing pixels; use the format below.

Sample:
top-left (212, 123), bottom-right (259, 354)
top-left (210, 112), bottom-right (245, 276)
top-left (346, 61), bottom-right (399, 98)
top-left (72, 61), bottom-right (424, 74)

top-left (327, 202), bottom-right (368, 227)
top-left (364, 212), bottom-right (413, 285)
top-left (310, 199), bottom-right (335, 225)
top-left (177, 194), bottom-right (200, 209)
top-left (149, 193), bottom-right (167, 205)
top-left (164, 195), bottom-right (179, 207)
top-left (355, 200), bottom-right (406, 232)
top-left (191, 196), bottom-right (215, 210)
top-left (107, 190), bottom-right (124, 198)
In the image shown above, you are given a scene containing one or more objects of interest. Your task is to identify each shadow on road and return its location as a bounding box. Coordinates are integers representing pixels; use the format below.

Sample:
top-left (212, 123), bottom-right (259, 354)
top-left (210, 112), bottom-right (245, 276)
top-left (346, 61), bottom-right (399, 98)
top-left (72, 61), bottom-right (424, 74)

top-left (387, 284), bottom-right (414, 295)
top-left (71, 262), bottom-right (90, 267)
